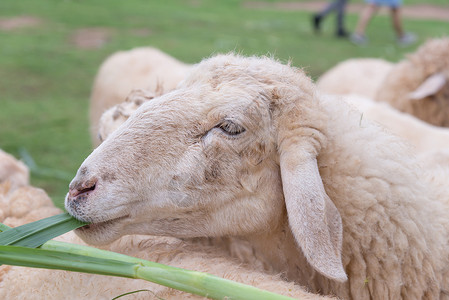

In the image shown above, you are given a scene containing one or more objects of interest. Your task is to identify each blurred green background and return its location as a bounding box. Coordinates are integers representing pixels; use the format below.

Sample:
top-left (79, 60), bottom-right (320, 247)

top-left (0, 0), bottom-right (447, 208)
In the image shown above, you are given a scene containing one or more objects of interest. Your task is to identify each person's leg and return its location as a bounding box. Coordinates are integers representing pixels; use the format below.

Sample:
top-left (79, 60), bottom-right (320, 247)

top-left (390, 6), bottom-right (404, 37)
top-left (354, 3), bottom-right (378, 36)
top-left (313, 0), bottom-right (340, 33)
top-left (336, 0), bottom-right (349, 37)
top-left (350, 3), bottom-right (378, 44)
top-left (391, 5), bottom-right (416, 45)
top-left (318, 0), bottom-right (340, 18)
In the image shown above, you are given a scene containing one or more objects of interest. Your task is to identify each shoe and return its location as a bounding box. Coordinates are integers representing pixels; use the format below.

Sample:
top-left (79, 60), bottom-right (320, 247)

top-left (397, 32), bottom-right (416, 46)
top-left (312, 15), bottom-right (322, 33)
top-left (350, 33), bottom-right (368, 45)
top-left (336, 29), bottom-right (349, 38)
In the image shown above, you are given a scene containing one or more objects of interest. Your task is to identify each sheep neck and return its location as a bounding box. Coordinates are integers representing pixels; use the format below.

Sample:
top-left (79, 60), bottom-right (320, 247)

top-left (223, 195), bottom-right (449, 298)
top-left (224, 217), bottom-right (326, 291)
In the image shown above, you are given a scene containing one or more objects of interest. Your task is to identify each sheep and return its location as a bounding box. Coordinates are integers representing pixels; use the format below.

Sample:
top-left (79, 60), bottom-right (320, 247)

top-left (317, 37), bottom-right (449, 127)
top-left (97, 90), bottom-right (449, 213)
top-left (89, 47), bottom-right (193, 147)
top-left (375, 37), bottom-right (449, 127)
top-left (0, 149), bottom-right (29, 191)
top-left (99, 91), bottom-right (449, 157)
top-left (97, 89), bottom-right (155, 143)
top-left (64, 53), bottom-right (449, 299)
top-left (316, 58), bottom-right (394, 99)
top-left (0, 184), bottom-right (330, 300)
top-left (335, 93), bottom-right (449, 154)
top-left (0, 183), bottom-right (61, 228)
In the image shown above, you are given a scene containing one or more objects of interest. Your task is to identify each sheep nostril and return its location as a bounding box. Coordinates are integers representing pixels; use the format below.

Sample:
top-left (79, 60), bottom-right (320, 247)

top-left (69, 179), bottom-right (97, 198)
top-left (78, 183), bottom-right (96, 195)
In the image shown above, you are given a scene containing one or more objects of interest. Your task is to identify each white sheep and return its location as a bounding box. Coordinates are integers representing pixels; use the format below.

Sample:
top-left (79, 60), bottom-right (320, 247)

top-left (375, 37), bottom-right (449, 127)
top-left (89, 47), bottom-right (193, 147)
top-left (0, 149), bottom-right (29, 191)
top-left (317, 37), bottom-right (449, 127)
top-left (316, 58), bottom-right (394, 99)
top-left (0, 185), bottom-right (330, 300)
top-left (335, 93), bottom-right (449, 154)
top-left (0, 184), bottom-right (61, 228)
top-left (65, 53), bottom-right (449, 299)
top-left (97, 89), bottom-right (155, 143)
top-left (99, 91), bottom-right (449, 157)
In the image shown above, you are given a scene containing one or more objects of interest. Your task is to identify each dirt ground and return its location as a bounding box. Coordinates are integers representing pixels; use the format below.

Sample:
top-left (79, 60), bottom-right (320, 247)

top-left (0, 16), bottom-right (42, 30)
top-left (69, 28), bottom-right (114, 49)
top-left (244, 1), bottom-right (449, 22)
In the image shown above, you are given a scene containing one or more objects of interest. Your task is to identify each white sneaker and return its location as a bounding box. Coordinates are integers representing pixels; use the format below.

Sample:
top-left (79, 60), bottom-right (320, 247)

top-left (350, 33), bottom-right (368, 45)
top-left (397, 32), bottom-right (417, 46)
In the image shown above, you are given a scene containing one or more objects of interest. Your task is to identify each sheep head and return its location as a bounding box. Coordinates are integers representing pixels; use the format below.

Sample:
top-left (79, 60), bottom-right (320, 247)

top-left (97, 89), bottom-right (155, 143)
top-left (376, 37), bottom-right (449, 126)
top-left (66, 54), bottom-right (347, 282)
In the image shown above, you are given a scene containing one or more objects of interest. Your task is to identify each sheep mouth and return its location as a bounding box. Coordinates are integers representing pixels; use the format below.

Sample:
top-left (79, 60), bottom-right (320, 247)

top-left (77, 215), bottom-right (129, 232)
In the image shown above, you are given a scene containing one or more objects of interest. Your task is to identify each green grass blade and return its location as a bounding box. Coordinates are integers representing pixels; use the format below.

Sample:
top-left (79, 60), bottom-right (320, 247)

top-left (0, 243), bottom-right (296, 300)
top-left (111, 289), bottom-right (156, 300)
top-left (0, 213), bottom-right (87, 247)
top-left (0, 246), bottom-right (137, 277)
top-left (0, 223), bottom-right (10, 233)
top-left (0, 215), bottom-right (296, 299)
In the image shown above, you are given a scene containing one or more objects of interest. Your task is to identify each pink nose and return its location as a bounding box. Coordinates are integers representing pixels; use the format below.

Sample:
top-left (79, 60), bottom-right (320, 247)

top-left (68, 177), bottom-right (98, 199)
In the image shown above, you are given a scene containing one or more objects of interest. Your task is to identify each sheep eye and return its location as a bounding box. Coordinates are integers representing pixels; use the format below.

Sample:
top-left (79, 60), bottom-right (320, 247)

top-left (216, 119), bottom-right (245, 136)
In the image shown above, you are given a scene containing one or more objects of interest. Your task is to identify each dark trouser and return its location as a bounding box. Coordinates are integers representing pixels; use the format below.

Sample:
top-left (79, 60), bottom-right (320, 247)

top-left (317, 0), bottom-right (348, 31)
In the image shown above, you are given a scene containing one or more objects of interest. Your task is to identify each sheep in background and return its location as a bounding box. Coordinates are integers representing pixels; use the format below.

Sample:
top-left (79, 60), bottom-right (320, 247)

top-left (336, 94), bottom-right (449, 153)
top-left (0, 149), bottom-right (60, 227)
top-left (66, 53), bottom-right (449, 299)
top-left (97, 89), bottom-right (155, 143)
top-left (0, 183), bottom-right (62, 228)
top-left (89, 47), bottom-right (193, 147)
top-left (317, 37), bottom-right (449, 126)
top-left (375, 37), bottom-right (449, 126)
top-left (0, 149), bottom-right (29, 191)
top-left (0, 184), bottom-right (330, 300)
top-left (317, 58), bottom-right (393, 99)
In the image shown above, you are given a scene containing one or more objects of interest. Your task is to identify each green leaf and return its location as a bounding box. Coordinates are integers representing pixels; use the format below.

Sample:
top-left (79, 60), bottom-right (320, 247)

top-left (111, 289), bottom-right (157, 300)
top-left (0, 246), bottom-right (137, 278)
top-left (0, 213), bottom-right (87, 248)
top-left (0, 223), bottom-right (10, 233)
top-left (0, 243), bottom-right (297, 300)
top-left (0, 214), bottom-right (296, 299)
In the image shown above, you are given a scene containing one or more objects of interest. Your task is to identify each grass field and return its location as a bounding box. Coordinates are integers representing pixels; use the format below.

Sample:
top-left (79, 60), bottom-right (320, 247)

top-left (0, 0), bottom-right (447, 208)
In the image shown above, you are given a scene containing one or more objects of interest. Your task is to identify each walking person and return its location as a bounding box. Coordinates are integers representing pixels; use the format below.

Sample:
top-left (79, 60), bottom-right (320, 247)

top-left (312, 0), bottom-right (349, 38)
top-left (351, 0), bottom-right (416, 45)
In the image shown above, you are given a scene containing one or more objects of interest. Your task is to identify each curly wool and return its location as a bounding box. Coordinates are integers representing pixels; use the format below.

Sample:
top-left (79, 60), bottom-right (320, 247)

top-left (89, 47), bottom-right (193, 147)
top-left (375, 37), bottom-right (449, 126)
top-left (0, 149), bottom-right (29, 191)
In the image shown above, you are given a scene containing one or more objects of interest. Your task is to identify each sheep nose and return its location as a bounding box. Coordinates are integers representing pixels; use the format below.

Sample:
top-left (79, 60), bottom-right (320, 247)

top-left (68, 177), bottom-right (98, 198)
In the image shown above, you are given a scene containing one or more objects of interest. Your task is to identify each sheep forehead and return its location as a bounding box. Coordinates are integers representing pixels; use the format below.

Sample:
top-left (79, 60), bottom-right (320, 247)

top-left (181, 54), bottom-right (313, 112)
top-left (129, 77), bottom-right (273, 134)
top-left (112, 54), bottom-right (310, 155)
top-left (182, 54), bottom-right (301, 91)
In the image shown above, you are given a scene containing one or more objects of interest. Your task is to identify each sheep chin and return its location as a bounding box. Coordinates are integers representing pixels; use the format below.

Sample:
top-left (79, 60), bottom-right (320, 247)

top-left (74, 215), bottom-right (129, 245)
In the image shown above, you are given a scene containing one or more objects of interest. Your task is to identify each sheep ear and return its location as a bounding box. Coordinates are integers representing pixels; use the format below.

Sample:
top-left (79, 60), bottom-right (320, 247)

top-left (408, 72), bottom-right (447, 100)
top-left (280, 152), bottom-right (347, 282)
